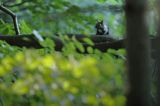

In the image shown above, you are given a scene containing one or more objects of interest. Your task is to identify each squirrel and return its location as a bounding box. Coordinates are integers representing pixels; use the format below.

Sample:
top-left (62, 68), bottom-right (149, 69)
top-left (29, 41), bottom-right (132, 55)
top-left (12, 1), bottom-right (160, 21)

top-left (95, 20), bottom-right (109, 35)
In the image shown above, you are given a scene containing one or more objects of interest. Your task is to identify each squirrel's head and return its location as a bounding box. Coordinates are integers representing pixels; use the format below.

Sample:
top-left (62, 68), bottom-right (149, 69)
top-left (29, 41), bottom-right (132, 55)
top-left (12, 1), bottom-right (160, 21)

top-left (95, 20), bottom-right (109, 35)
top-left (95, 20), bottom-right (104, 29)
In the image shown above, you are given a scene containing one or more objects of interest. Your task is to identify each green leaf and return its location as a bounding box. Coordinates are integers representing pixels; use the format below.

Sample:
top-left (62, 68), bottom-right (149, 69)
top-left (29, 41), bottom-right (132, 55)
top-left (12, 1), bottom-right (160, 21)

top-left (97, 0), bottom-right (106, 3)
top-left (83, 38), bottom-right (94, 46)
top-left (75, 41), bottom-right (85, 53)
top-left (87, 47), bottom-right (94, 54)
top-left (20, 20), bottom-right (32, 34)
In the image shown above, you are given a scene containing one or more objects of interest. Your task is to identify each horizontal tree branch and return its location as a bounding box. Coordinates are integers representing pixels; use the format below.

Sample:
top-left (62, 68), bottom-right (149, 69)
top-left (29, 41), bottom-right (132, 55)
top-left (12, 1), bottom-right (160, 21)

top-left (0, 34), bottom-right (124, 51)
top-left (0, 34), bottom-right (158, 55)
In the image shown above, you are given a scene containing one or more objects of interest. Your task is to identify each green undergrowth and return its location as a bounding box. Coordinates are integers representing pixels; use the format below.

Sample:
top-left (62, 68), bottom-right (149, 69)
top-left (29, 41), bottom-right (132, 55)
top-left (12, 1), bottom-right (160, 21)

top-left (0, 38), bottom-right (126, 106)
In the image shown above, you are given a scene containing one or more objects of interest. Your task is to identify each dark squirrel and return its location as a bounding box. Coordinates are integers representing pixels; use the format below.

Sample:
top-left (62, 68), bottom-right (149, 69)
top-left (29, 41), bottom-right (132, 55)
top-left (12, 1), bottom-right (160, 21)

top-left (95, 20), bottom-right (109, 35)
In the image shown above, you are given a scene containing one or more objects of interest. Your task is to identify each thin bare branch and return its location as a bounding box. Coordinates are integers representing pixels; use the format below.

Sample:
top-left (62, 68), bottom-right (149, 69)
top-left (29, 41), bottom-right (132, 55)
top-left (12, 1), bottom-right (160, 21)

top-left (0, 5), bottom-right (20, 35)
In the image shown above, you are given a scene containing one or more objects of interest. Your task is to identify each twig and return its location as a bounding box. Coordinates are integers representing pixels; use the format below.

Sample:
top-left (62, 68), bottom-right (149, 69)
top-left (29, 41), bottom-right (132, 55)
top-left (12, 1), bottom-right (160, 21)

top-left (2, 1), bottom-right (28, 7)
top-left (0, 5), bottom-right (20, 35)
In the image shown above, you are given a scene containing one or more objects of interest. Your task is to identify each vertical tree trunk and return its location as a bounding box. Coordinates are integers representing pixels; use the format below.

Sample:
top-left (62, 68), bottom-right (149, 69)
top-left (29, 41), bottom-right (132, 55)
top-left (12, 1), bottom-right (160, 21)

top-left (155, 1), bottom-right (160, 106)
top-left (125, 0), bottom-right (151, 106)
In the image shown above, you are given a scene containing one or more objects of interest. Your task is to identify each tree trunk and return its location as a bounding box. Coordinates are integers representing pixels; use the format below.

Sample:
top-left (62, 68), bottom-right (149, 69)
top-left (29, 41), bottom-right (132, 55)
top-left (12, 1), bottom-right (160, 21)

top-left (125, 0), bottom-right (151, 106)
top-left (155, 1), bottom-right (160, 106)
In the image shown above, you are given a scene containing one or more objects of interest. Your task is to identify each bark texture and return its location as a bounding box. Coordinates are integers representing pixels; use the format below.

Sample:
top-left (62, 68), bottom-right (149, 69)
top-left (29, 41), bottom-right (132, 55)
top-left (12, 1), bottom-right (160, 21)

top-left (125, 0), bottom-right (151, 106)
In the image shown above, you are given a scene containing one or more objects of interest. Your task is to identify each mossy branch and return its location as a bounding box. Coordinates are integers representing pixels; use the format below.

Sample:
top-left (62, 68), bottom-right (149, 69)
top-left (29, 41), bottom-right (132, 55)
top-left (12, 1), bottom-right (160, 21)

top-left (0, 5), bottom-right (20, 35)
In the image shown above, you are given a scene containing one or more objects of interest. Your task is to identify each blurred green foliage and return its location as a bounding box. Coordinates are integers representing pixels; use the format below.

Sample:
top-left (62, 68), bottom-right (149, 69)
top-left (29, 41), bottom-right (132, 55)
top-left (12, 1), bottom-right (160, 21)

top-left (0, 0), bottom-right (158, 105)
top-left (0, 0), bottom-right (157, 36)
top-left (0, 0), bottom-right (126, 37)
top-left (0, 39), bottom-right (126, 105)
top-left (0, 0), bottom-right (140, 105)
